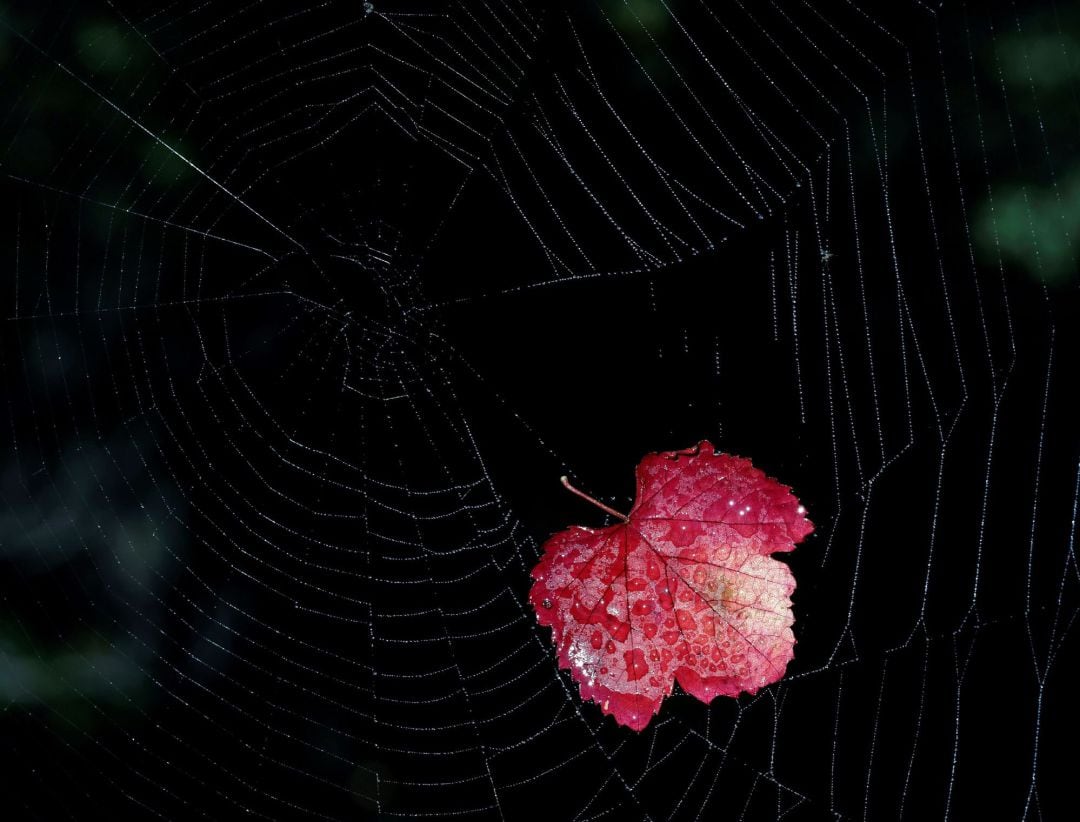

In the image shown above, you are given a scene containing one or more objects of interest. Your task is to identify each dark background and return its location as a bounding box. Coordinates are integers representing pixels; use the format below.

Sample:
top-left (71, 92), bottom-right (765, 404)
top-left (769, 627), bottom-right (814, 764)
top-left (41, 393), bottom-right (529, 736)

top-left (1, 1), bottom-right (1078, 819)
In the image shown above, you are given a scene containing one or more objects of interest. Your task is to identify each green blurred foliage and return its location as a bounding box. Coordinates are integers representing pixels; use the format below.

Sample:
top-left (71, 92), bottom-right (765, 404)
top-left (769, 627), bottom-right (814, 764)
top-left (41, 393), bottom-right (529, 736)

top-left (2, 4), bottom-right (191, 204)
top-left (608, 0), bottom-right (672, 36)
top-left (75, 22), bottom-right (132, 74)
top-left (975, 171), bottom-right (1080, 285)
top-left (972, 8), bottom-right (1080, 286)
top-left (600, 0), bottom-right (679, 80)
top-left (1, 429), bottom-right (181, 732)
top-left (142, 135), bottom-right (195, 187)
top-left (997, 29), bottom-right (1080, 96)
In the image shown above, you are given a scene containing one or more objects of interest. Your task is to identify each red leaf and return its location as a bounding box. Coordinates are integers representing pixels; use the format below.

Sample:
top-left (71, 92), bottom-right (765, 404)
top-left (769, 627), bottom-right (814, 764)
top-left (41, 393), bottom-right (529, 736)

top-left (530, 441), bottom-right (813, 731)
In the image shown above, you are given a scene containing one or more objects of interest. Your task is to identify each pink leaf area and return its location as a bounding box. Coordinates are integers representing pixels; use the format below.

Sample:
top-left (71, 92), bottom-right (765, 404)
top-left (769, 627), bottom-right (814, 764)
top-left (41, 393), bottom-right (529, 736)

top-left (530, 441), bottom-right (813, 731)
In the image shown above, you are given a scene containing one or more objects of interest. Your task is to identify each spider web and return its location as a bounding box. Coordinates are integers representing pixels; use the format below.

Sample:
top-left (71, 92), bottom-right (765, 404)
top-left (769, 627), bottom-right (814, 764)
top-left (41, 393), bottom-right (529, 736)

top-left (1, 1), bottom-right (1079, 819)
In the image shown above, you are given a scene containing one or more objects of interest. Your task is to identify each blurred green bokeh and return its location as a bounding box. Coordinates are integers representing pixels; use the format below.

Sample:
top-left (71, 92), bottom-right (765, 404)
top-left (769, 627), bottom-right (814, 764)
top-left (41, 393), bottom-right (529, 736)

top-left (1, 429), bottom-right (181, 734)
top-left (971, 9), bottom-right (1080, 286)
top-left (997, 28), bottom-right (1080, 94)
top-left (608, 0), bottom-right (672, 36)
top-left (600, 0), bottom-right (679, 80)
top-left (75, 22), bottom-right (131, 74)
top-left (142, 135), bottom-right (195, 187)
top-left (974, 172), bottom-right (1080, 285)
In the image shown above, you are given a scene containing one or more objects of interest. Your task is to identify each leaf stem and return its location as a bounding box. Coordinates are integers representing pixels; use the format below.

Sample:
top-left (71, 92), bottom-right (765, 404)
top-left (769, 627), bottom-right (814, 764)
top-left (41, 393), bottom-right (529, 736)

top-left (560, 476), bottom-right (629, 522)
